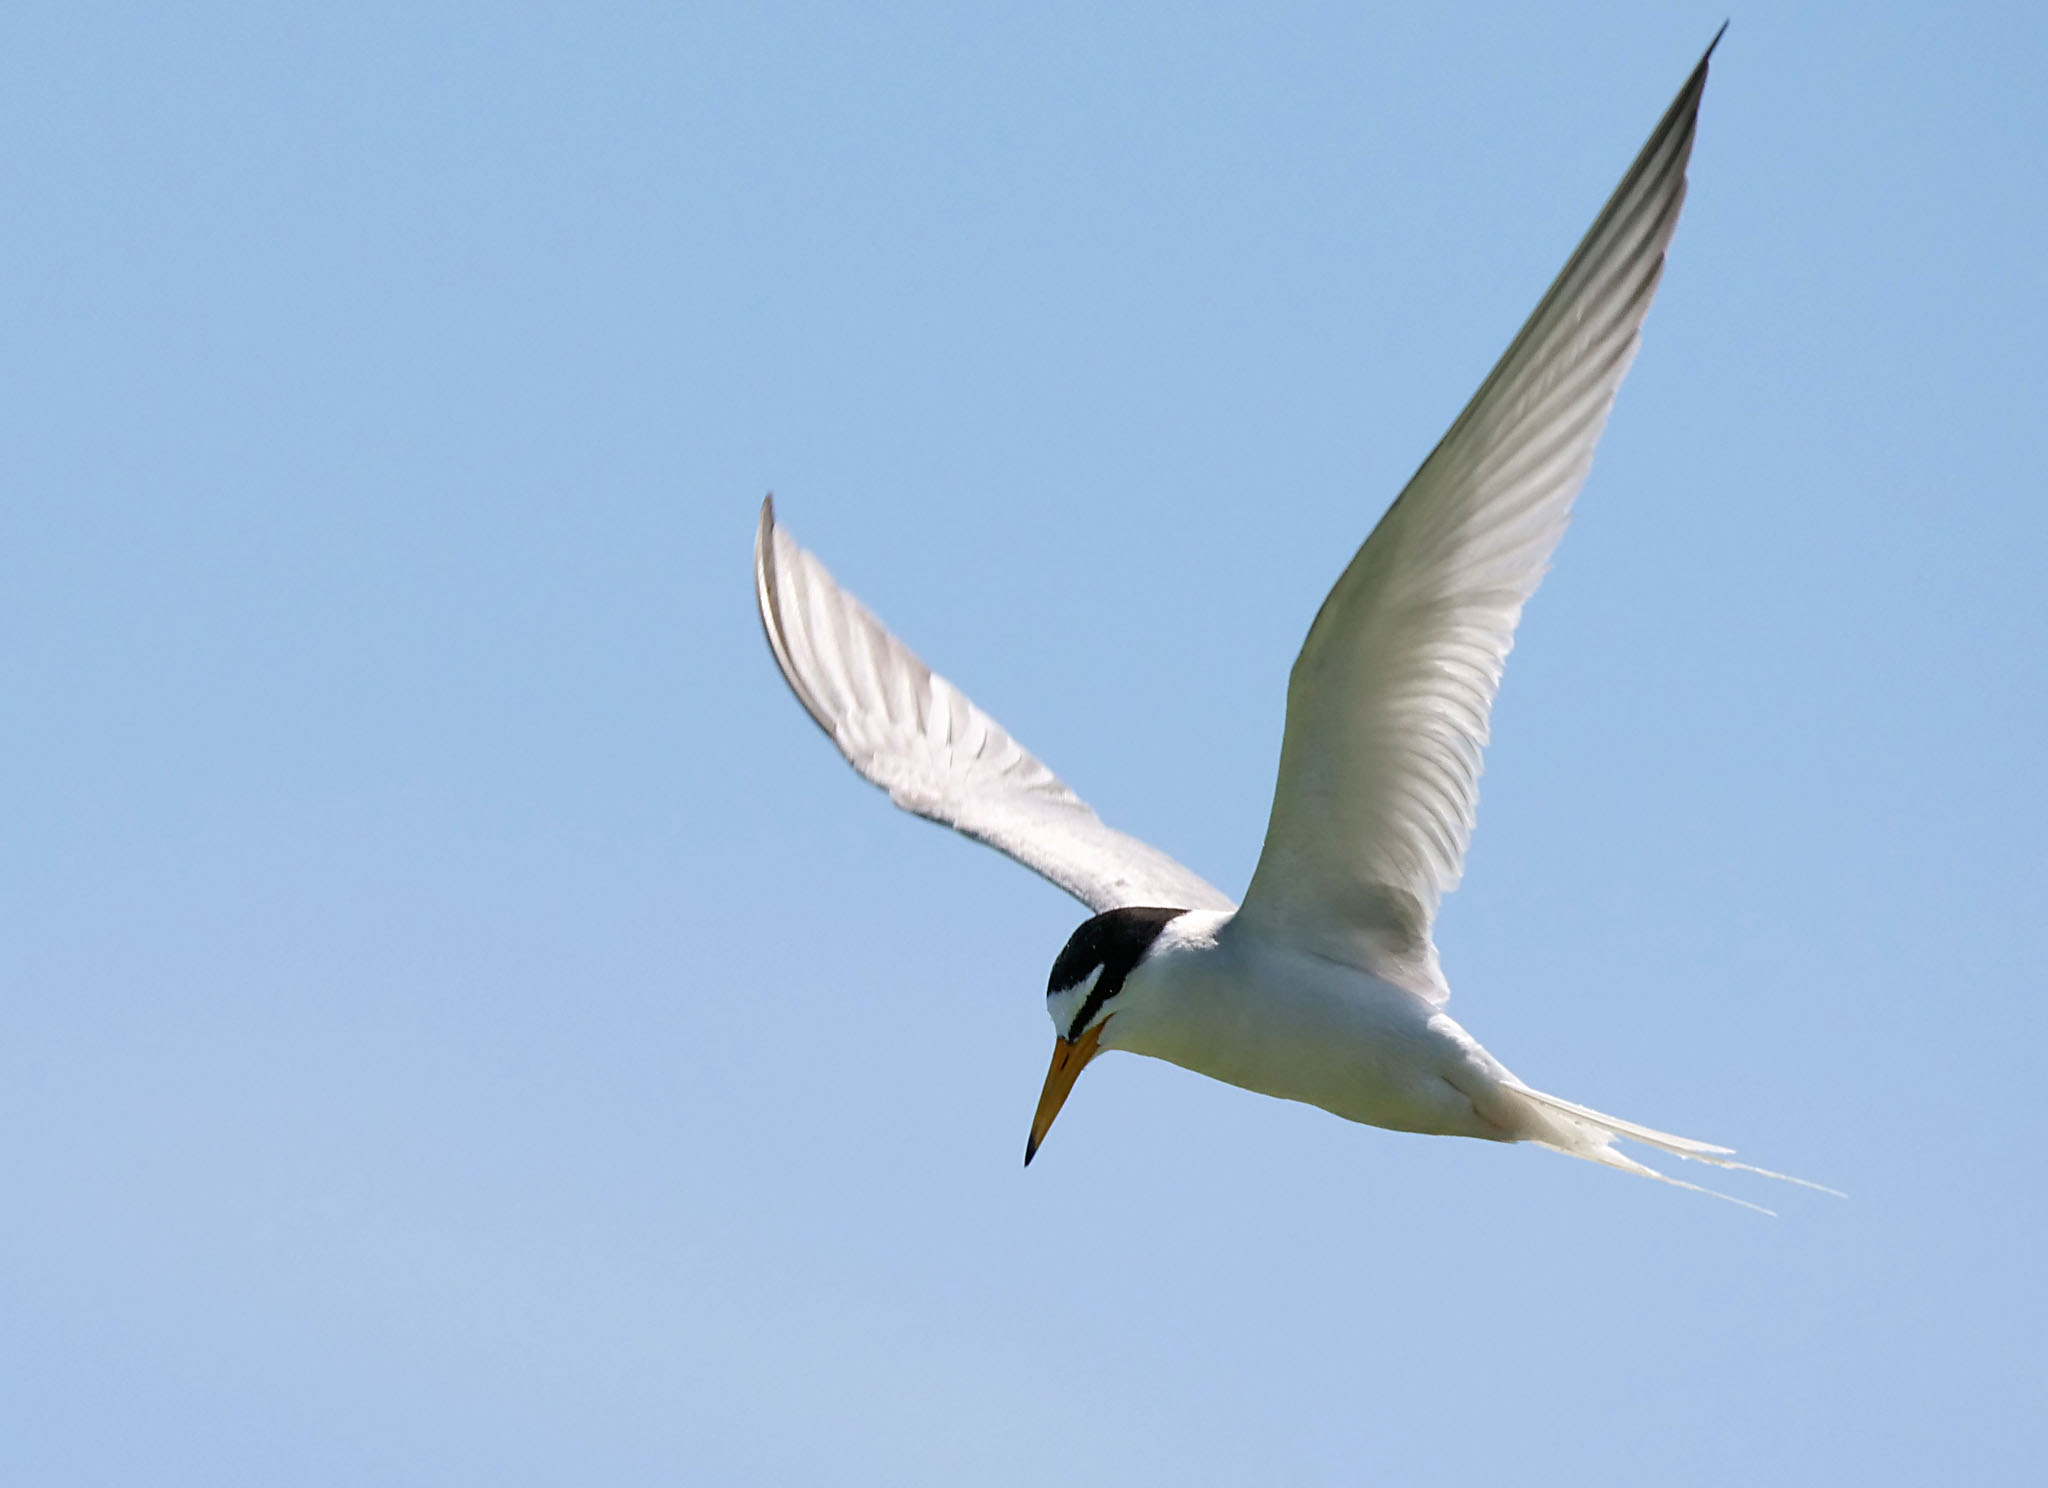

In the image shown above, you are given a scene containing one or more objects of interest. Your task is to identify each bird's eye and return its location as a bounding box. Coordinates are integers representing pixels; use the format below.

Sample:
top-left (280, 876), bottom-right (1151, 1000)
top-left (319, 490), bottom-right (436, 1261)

top-left (1045, 964), bottom-right (1106, 1041)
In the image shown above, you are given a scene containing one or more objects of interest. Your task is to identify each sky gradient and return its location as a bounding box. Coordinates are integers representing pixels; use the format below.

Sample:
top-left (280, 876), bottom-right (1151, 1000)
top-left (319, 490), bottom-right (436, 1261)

top-left (5, 4), bottom-right (2045, 1484)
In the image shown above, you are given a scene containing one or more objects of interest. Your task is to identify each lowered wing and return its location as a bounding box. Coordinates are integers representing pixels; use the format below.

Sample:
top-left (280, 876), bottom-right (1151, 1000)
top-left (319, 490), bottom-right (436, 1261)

top-left (1232, 34), bottom-right (1720, 1002)
top-left (755, 498), bottom-right (1235, 916)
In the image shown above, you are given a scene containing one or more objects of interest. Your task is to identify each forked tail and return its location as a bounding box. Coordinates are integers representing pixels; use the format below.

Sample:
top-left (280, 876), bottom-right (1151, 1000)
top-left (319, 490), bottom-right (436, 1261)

top-left (1508, 1084), bottom-right (1841, 1215)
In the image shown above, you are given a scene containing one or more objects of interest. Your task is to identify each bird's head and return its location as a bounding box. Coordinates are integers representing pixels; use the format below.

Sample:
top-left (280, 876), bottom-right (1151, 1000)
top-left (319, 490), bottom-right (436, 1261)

top-left (1025, 905), bottom-right (1187, 1165)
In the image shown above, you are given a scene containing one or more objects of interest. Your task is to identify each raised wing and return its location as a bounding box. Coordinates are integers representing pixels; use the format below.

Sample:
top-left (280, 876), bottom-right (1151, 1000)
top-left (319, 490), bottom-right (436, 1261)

top-left (1233, 35), bottom-right (1720, 1002)
top-left (755, 498), bottom-right (1235, 916)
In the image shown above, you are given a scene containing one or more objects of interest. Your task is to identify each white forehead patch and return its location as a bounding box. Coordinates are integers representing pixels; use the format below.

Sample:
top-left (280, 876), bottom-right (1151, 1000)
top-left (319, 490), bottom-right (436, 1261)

top-left (1045, 964), bottom-right (1102, 1039)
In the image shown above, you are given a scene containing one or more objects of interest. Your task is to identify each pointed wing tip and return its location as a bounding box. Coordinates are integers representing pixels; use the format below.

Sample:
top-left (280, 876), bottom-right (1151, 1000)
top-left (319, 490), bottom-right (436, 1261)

top-left (1653, 25), bottom-right (1724, 135)
top-left (752, 493), bottom-right (780, 628)
top-left (753, 491), bottom-right (827, 733)
top-left (1686, 23), bottom-right (1727, 97)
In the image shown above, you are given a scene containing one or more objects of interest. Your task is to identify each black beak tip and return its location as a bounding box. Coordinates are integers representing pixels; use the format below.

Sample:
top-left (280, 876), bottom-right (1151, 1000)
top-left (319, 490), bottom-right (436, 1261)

top-left (1023, 1137), bottom-right (1039, 1167)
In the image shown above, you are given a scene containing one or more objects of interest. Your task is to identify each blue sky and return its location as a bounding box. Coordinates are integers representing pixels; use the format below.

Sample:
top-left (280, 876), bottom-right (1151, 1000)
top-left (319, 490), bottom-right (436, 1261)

top-left (4, 4), bottom-right (2044, 1484)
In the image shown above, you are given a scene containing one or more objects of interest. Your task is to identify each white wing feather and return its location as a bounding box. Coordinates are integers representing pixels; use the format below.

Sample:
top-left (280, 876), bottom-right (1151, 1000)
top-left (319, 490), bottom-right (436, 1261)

top-left (755, 499), bottom-right (1235, 916)
top-left (1233, 37), bottom-right (1719, 1003)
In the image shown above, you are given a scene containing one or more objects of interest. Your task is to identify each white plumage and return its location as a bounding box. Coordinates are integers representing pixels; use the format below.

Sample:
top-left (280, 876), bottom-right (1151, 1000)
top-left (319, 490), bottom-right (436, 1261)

top-left (754, 32), bottom-right (1829, 1208)
top-left (755, 503), bottom-right (1233, 916)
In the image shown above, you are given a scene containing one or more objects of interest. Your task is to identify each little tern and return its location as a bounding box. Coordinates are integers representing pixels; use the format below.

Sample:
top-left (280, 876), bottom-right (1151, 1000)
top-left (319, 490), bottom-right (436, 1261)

top-left (754, 32), bottom-right (1822, 1204)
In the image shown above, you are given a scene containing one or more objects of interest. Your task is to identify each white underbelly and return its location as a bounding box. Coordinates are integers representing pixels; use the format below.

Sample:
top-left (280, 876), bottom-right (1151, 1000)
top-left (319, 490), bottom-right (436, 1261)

top-left (1107, 938), bottom-right (1517, 1140)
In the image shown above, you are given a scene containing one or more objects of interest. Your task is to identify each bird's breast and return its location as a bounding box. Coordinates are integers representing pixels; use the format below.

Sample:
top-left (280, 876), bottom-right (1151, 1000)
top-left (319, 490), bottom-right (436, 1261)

top-left (1106, 935), bottom-right (1511, 1140)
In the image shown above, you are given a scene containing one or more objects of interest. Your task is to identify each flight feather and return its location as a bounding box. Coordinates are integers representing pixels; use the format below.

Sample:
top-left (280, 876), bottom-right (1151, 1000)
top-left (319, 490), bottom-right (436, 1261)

top-left (755, 498), bottom-right (1235, 916)
top-left (1233, 35), bottom-right (1720, 1003)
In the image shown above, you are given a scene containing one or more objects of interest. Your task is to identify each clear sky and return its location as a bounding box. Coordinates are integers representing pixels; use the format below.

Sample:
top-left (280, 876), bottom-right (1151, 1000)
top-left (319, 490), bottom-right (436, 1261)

top-left (5, 4), bottom-right (2044, 1484)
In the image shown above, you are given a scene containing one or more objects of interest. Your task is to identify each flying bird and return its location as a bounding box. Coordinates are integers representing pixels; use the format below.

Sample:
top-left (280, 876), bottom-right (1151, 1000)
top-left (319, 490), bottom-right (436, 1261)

top-left (754, 32), bottom-right (1821, 1206)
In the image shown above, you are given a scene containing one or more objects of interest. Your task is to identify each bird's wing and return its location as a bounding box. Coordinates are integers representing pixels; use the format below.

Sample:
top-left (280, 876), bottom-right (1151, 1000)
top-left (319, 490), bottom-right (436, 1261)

top-left (755, 498), bottom-right (1236, 916)
top-left (1232, 36), bottom-right (1719, 1004)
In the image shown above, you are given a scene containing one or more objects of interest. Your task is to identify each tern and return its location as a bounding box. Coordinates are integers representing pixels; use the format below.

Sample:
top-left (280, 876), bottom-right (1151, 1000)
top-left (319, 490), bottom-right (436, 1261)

top-left (755, 33), bottom-right (1821, 1205)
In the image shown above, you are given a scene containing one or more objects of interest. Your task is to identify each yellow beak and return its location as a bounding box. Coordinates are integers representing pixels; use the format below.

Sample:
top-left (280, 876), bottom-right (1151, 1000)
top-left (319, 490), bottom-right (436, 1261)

top-left (1024, 1021), bottom-right (1106, 1165)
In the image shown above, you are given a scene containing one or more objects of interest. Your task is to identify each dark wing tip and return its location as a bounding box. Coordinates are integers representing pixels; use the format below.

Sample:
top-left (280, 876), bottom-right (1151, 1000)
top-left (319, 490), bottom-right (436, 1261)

top-left (1672, 23), bottom-right (1725, 121)
top-left (1685, 24), bottom-right (1727, 99)
top-left (752, 493), bottom-right (783, 652)
top-left (753, 494), bottom-right (838, 741)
